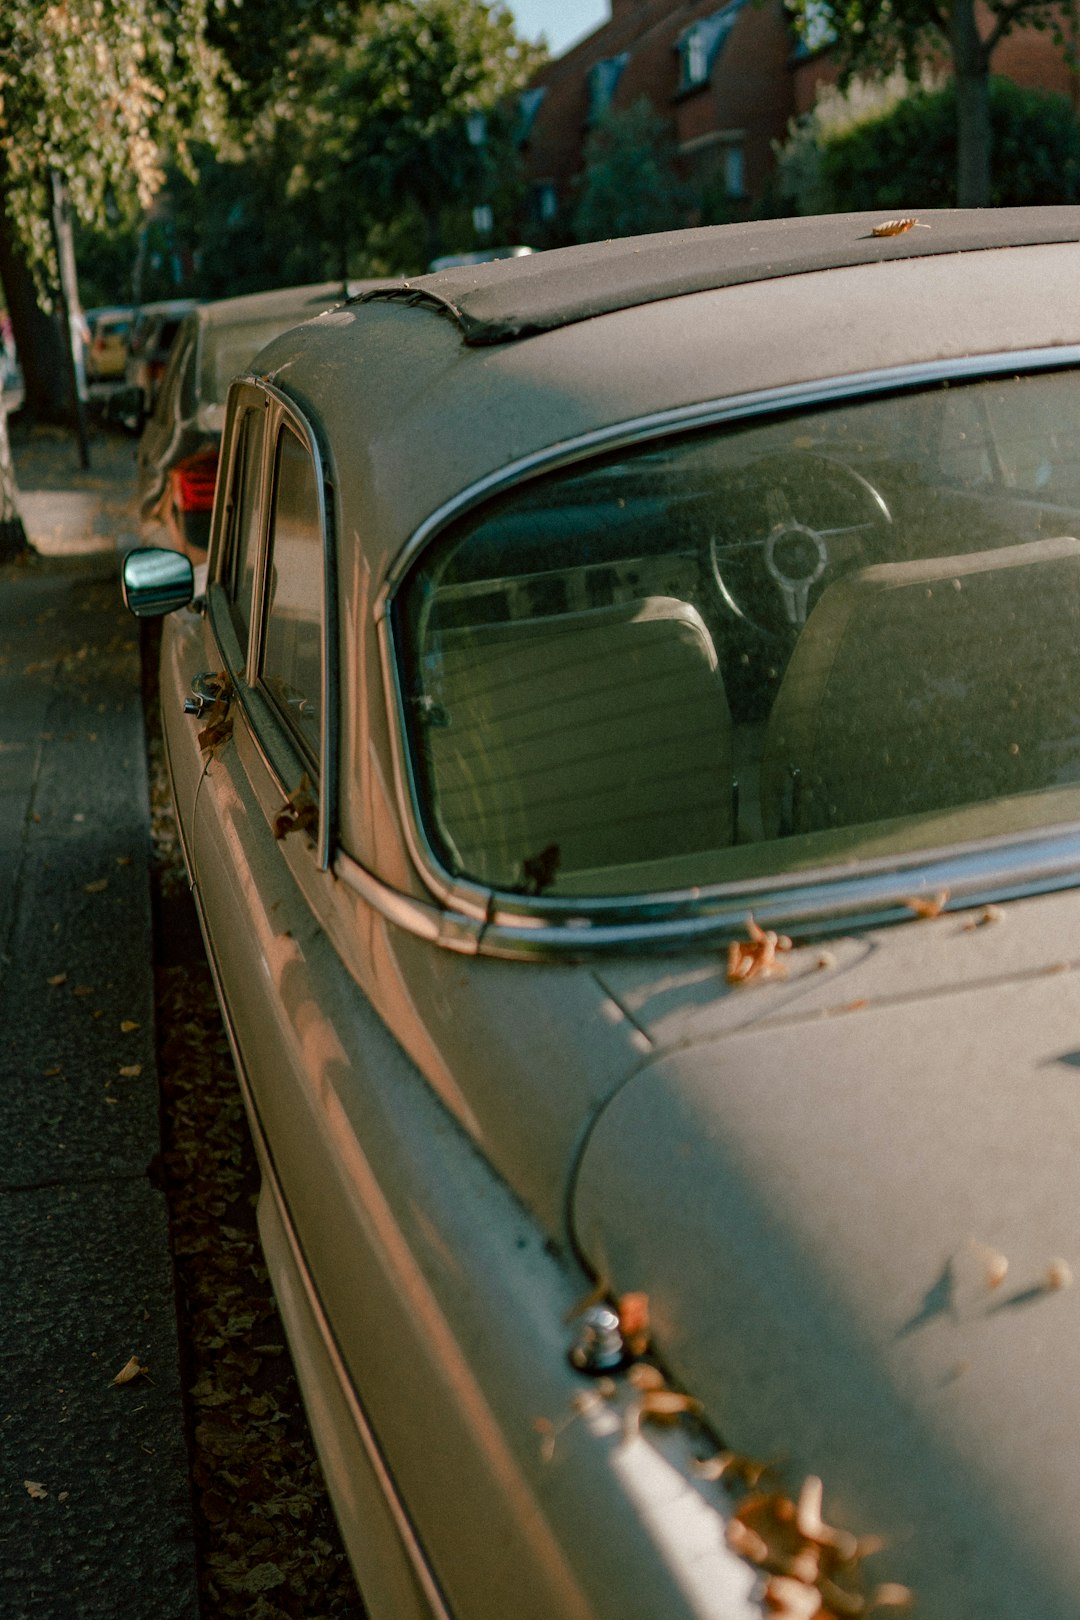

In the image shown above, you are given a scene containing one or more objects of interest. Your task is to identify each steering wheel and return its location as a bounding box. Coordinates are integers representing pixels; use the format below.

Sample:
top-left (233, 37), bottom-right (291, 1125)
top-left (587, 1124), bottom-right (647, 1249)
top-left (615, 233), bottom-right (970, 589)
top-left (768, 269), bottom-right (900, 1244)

top-left (706, 450), bottom-right (893, 636)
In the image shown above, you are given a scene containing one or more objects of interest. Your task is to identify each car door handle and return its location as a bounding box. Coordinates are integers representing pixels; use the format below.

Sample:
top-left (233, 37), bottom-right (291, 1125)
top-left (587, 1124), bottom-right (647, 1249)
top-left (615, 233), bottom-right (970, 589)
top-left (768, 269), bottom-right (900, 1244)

top-left (184, 670), bottom-right (229, 717)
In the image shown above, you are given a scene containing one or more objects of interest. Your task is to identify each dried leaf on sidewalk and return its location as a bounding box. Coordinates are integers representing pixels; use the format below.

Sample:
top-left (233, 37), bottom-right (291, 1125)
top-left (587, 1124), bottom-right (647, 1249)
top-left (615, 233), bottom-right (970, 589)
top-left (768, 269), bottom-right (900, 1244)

top-left (112, 1354), bottom-right (149, 1386)
top-left (23, 1480), bottom-right (48, 1500)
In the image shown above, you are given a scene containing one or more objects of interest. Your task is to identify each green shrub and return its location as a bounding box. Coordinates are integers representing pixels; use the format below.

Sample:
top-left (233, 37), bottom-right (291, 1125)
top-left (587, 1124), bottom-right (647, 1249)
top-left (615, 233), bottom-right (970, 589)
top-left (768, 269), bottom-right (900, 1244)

top-left (815, 77), bottom-right (1080, 212)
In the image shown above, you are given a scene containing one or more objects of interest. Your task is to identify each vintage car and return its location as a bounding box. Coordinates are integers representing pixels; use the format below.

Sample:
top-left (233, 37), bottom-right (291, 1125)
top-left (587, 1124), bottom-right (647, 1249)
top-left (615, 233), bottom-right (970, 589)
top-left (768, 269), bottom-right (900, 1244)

top-left (124, 207), bottom-right (1080, 1620)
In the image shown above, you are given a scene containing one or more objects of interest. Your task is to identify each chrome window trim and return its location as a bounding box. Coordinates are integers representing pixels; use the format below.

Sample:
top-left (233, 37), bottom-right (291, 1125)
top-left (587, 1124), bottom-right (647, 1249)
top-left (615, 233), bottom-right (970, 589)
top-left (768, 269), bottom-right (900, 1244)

top-left (374, 344), bottom-right (1080, 952)
top-left (209, 375), bottom-right (338, 870)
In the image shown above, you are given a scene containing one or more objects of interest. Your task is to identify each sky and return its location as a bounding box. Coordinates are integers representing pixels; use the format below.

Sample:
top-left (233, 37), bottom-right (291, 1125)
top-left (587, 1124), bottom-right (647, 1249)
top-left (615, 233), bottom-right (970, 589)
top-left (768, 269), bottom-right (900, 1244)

top-left (505, 0), bottom-right (609, 56)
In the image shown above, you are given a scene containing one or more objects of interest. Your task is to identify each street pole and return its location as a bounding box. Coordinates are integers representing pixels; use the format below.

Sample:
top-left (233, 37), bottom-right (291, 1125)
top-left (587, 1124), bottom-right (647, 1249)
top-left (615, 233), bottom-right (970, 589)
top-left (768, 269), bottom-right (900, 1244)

top-left (47, 168), bottom-right (91, 470)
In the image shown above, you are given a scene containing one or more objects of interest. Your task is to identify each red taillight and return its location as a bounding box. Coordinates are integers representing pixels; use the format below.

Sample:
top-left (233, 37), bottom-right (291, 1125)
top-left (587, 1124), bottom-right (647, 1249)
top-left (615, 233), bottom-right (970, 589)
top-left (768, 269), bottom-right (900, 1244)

top-left (172, 450), bottom-right (219, 513)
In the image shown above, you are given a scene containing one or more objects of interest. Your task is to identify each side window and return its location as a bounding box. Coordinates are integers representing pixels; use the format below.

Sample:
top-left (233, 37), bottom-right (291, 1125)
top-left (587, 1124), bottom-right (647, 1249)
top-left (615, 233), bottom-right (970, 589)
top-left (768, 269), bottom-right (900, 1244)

top-left (259, 426), bottom-right (323, 765)
top-left (150, 326), bottom-right (193, 429)
top-left (224, 406), bottom-right (265, 648)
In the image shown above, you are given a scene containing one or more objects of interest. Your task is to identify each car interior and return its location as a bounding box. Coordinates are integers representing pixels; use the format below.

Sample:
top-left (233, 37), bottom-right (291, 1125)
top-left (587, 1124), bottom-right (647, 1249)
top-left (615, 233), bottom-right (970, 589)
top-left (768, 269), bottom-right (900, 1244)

top-left (398, 368), bottom-right (1080, 897)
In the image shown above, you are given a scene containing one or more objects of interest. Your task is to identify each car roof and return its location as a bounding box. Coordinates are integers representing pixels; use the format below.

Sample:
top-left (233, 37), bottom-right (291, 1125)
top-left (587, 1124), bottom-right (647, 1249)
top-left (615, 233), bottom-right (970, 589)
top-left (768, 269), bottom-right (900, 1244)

top-left (194, 280), bottom-right (362, 330)
top-left (352, 206), bottom-right (1080, 345)
top-left (249, 208), bottom-right (1080, 574)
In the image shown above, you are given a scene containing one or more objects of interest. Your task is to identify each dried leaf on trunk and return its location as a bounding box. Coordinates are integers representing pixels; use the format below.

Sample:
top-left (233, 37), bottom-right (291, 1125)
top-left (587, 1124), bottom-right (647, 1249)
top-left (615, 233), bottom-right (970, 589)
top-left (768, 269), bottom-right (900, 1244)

top-left (617, 1291), bottom-right (650, 1357)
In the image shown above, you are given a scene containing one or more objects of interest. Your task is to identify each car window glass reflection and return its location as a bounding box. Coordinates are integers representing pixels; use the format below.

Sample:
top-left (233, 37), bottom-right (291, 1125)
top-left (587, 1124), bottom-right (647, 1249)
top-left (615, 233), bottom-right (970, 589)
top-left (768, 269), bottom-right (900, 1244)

top-left (398, 371), bottom-right (1080, 897)
top-left (260, 426), bottom-right (322, 765)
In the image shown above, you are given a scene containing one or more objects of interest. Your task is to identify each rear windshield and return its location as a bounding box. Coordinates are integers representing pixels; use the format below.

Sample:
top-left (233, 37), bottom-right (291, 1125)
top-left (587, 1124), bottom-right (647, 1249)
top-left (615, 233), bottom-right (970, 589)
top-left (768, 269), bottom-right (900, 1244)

top-left (395, 370), bottom-right (1080, 899)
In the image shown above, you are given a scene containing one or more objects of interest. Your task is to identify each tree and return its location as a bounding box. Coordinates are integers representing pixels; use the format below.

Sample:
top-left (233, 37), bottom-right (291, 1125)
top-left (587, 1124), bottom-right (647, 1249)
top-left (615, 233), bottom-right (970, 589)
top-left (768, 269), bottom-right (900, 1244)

top-left (786, 0), bottom-right (1078, 207)
top-left (0, 0), bottom-right (230, 423)
top-left (282, 1), bottom-right (545, 270)
top-left (572, 98), bottom-right (693, 244)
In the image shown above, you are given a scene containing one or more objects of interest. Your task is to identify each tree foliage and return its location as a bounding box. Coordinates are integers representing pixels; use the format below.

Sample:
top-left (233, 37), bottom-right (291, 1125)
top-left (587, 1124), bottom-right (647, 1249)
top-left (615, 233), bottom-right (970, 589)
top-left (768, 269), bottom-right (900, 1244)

top-left (0, 0), bottom-right (230, 293)
top-left (777, 75), bottom-right (1080, 213)
top-left (281, 1), bottom-right (545, 268)
top-left (785, 0), bottom-right (1078, 205)
top-left (572, 98), bottom-right (692, 245)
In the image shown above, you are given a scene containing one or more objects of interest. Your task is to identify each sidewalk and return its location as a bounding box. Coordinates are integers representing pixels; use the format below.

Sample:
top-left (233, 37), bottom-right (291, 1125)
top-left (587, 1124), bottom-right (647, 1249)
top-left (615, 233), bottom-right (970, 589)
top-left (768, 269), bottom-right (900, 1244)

top-left (0, 425), bottom-right (198, 1618)
top-left (10, 420), bottom-right (141, 556)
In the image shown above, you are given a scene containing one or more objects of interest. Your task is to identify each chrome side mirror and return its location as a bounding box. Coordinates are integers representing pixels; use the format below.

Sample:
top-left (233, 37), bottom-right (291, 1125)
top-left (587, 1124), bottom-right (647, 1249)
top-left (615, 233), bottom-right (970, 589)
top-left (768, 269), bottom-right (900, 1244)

top-left (121, 546), bottom-right (194, 618)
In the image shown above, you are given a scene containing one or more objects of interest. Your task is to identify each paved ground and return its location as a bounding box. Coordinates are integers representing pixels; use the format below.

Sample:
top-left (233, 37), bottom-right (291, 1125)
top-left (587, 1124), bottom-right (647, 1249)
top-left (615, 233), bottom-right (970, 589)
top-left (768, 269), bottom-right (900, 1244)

top-left (0, 423), bottom-right (199, 1618)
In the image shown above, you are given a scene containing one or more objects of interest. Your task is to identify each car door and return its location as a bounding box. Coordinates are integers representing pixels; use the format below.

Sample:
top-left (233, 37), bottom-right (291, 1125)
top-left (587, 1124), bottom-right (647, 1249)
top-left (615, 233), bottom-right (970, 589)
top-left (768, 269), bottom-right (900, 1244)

top-left (184, 387), bottom-right (451, 1618)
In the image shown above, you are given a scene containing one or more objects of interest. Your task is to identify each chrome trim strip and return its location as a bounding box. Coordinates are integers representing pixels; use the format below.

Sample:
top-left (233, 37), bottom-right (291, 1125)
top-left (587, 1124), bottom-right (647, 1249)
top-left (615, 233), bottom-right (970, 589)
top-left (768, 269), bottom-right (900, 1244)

top-left (371, 344), bottom-right (1080, 953)
top-left (191, 885), bottom-right (454, 1620)
top-left (335, 829), bottom-right (1080, 956)
top-left (213, 377), bottom-right (338, 871)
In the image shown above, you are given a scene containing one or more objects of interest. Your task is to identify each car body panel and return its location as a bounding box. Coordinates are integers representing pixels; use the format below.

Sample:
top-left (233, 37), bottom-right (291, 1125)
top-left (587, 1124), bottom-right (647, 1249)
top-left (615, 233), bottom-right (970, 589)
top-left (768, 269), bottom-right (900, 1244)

top-left (573, 918), bottom-right (1080, 1618)
top-left (177, 607), bottom-right (759, 1620)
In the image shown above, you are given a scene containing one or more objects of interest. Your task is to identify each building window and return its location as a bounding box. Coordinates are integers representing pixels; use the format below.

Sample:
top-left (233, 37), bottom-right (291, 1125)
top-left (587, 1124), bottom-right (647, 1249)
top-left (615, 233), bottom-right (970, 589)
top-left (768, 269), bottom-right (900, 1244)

top-left (676, 2), bottom-right (747, 93)
top-left (586, 53), bottom-right (629, 125)
top-left (724, 145), bottom-right (745, 198)
top-left (515, 87), bottom-right (546, 147)
top-left (529, 182), bottom-right (559, 226)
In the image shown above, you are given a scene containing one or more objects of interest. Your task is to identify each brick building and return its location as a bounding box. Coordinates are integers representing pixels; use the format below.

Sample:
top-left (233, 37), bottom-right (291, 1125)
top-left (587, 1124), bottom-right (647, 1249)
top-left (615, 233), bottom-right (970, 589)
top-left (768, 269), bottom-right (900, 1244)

top-left (517, 0), bottom-right (1080, 241)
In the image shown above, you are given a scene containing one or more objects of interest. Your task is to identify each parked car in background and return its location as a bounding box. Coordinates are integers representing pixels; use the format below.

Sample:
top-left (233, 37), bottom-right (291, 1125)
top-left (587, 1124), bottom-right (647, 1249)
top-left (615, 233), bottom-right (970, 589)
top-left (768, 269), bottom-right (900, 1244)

top-left (135, 282), bottom-right (382, 557)
top-left (123, 297), bottom-right (199, 427)
top-left (124, 208), bottom-right (1080, 1620)
top-left (428, 244), bottom-right (533, 272)
top-left (84, 305), bottom-right (134, 382)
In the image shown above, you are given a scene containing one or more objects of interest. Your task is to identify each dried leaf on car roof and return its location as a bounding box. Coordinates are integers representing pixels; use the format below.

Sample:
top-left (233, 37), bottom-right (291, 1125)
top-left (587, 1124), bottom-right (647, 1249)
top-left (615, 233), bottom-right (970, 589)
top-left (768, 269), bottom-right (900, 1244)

top-left (82, 877), bottom-right (108, 894)
top-left (870, 218), bottom-right (929, 237)
top-left (272, 775), bottom-right (317, 841)
top-left (23, 1480), bottom-right (47, 1500)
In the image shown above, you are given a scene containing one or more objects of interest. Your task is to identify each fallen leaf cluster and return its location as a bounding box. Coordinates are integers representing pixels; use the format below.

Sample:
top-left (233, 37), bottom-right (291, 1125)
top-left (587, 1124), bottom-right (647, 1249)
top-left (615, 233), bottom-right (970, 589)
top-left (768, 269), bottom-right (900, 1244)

top-left (727, 1477), bottom-right (912, 1617)
top-left (557, 1288), bottom-right (913, 1617)
top-left (727, 915), bottom-right (793, 985)
top-left (145, 671), bottom-right (363, 1619)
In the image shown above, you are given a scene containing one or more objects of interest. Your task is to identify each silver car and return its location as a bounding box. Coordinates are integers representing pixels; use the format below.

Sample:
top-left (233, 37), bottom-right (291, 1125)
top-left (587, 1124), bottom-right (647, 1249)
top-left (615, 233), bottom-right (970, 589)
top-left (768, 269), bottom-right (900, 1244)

top-left (135, 282), bottom-right (381, 557)
top-left (125, 207), bottom-right (1080, 1620)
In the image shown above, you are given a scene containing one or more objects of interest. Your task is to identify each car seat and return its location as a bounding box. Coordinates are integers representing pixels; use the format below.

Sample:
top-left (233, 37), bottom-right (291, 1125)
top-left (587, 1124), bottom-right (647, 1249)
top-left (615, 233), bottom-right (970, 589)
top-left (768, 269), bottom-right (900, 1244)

top-left (423, 595), bottom-right (735, 889)
top-left (760, 535), bottom-right (1080, 838)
